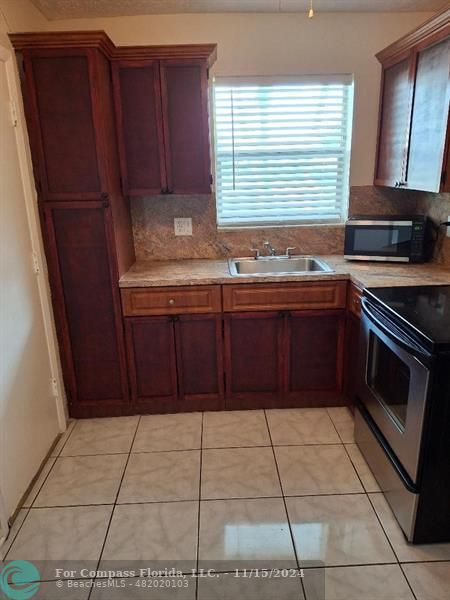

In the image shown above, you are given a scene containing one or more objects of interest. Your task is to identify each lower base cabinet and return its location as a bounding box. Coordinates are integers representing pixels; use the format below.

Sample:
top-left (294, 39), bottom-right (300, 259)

top-left (125, 314), bottom-right (224, 413)
top-left (224, 310), bottom-right (346, 409)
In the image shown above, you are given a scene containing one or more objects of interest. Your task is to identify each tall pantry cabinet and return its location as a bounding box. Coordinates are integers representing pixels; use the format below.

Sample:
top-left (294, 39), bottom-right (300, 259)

top-left (11, 33), bottom-right (135, 418)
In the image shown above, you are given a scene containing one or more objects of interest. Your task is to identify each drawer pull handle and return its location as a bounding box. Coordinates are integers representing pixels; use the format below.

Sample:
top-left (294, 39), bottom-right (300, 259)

top-left (168, 299), bottom-right (175, 305)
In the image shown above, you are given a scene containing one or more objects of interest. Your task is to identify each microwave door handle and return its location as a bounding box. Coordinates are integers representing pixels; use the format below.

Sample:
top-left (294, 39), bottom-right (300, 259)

top-left (361, 297), bottom-right (432, 364)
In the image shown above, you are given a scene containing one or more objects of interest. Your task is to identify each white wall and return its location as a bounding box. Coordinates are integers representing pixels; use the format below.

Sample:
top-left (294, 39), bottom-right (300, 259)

top-left (6, 8), bottom-right (432, 186)
top-left (0, 8), bottom-right (64, 523)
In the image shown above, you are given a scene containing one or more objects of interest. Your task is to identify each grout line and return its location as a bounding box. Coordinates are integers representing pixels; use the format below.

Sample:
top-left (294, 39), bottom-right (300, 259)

top-left (263, 409), bottom-right (306, 600)
top-left (195, 412), bottom-right (204, 600)
top-left (87, 415), bottom-right (142, 600)
top-left (54, 419), bottom-right (78, 456)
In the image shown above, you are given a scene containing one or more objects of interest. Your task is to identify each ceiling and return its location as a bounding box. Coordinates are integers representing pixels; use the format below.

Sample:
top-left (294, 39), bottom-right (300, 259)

top-left (31, 0), bottom-right (446, 20)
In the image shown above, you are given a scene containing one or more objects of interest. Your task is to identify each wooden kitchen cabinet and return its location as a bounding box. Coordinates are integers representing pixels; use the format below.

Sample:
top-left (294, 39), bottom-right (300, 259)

top-left (375, 9), bottom-right (450, 192)
top-left (126, 314), bottom-right (224, 413)
top-left (42, 203), bottom-right (129, 417)
top-left (286, 311), bottom-right (345, 403)
top-left (113, 52), bottom-right (215, 196)
top-left (224, 312), bottom-right (284, 408)
top-left (224, 309), bottom-right (346, 409)
top-left (344, 283), bottom-right (363, 410)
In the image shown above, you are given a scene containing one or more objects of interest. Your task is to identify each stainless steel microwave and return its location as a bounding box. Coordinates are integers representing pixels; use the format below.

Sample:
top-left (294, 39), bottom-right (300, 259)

top-left (344, 216), bottom-right (432, 263)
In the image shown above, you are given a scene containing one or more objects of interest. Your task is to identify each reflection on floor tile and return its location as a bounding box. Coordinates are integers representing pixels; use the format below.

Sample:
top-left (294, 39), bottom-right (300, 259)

top-left (345, 444), bottom-right (380, 493)
top-left (61, 417), bottom-right (139, 456)
top-left (266, 409), bottom-right (341, 446)
top-left (197, 570), bottom-right (305, 599)
top-left (286, 494), bottom-right (395, 566)
top-left (369, 493), bottom-right (450, 563)
top-left (402, 562), bottom-right (450, 600)
top-left (198, 497), bottom-right (296, 570)
top-left (118, 450), bottom-right (200, 503)
top-left (327, 408), bottom-right (355, 443)
top-left (50, 420), bottom-right (77, 457)
top-left (203, 410), bottom-right (271, 448)
top-left (201, 447), bottom-right (281, 500)
top-left (275, 445), bottom-right (363, 496)
top-left (303, 564), bottom-right (414, 600)
top-left (90, 577), bottom-right (197, 599)
top-left (34, 455), bottom-right (127, 507)
top-left (23, 458), bottom-right (57, 508)
top-left (101, 502), bottom-right (198, 571)
top-left (6, 505), bottom-right (112, 580)
top-left (132, 413), bottom-right (202, 452)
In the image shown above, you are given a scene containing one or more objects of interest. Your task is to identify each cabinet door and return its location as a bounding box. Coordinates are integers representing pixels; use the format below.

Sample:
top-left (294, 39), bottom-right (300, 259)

top-left (224, 312), bottom-right (284, 408)
top-left (113, 61), bottom-right (166, 195)
top-left (406, 38), bottom-right (450, 192)
top-left (42, 204), bottom-right (128, 417)
top-left (175, 314), bottom-right (224, 411)
top-left (375, 57), bottom-right (413, 187)
top-left (125, 317), bottom-right (178, 413)
top-left (160, 59), bottom-right (211, 194)
top-left (24, 50), bottom-right (103, 201)
top-left (286, 311), bottom-right (345, 404)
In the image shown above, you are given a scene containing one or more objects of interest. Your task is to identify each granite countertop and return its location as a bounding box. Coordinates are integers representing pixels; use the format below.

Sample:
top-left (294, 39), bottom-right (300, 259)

top-left (119, 255), bottom-right (450, 289)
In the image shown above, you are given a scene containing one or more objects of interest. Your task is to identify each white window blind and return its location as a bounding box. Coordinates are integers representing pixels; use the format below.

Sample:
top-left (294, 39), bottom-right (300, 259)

top-left (213, 76), bottom-right (353, 228)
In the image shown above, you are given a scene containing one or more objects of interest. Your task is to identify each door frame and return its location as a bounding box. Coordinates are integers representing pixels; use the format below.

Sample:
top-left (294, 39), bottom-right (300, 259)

top-left (0, 42), bottom-right (67, 430)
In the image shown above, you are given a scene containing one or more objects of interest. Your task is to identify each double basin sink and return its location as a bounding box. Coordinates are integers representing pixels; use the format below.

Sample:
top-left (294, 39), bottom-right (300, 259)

top-left (229, 256), bottom-right (334, 277)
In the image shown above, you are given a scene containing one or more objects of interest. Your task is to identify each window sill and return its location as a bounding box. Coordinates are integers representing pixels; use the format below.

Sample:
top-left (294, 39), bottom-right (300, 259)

top-left (217, 222), bottom-right (345, 232)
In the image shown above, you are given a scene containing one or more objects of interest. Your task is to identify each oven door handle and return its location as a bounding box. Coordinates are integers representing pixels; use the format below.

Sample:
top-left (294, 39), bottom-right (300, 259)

top-left (361, 297), bottom-right (432, 365)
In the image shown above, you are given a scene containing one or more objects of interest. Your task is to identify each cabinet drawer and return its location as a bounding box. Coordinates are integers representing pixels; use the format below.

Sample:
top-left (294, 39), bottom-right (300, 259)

top-left (223, 281), bottom-right (347, 312)
top-left (121, 285), bottom-right (222, 316)
top-left (347, 283), bottom-right (363, 318)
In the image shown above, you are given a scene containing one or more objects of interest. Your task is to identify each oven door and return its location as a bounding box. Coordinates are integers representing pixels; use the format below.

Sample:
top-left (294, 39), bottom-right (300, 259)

top-left (344, 221), bottom-right (414, 262)
top-left (358, 298), bottom-right (431, 484)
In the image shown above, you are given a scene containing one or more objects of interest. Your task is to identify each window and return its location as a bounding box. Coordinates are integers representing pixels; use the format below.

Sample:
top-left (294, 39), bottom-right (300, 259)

top-left (213, 76), bottom-right (354, 228)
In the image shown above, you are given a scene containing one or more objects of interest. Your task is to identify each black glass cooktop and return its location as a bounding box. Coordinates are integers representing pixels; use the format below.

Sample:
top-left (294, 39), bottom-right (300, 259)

top-left (365, 285), bottom-right (450, 352)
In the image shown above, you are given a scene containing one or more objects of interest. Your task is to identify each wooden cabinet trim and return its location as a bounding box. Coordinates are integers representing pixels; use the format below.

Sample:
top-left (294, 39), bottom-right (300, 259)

top-left (121, 285), bottom-right (222, 316)
top-left (347, 283), bottom-right (363, 319)
top-left (223, 281), bottom-right (347, 312)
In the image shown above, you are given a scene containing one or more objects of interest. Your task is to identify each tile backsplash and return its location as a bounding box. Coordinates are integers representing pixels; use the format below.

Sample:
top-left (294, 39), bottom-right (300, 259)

top-left (131, 185), bottom-right (450, 264)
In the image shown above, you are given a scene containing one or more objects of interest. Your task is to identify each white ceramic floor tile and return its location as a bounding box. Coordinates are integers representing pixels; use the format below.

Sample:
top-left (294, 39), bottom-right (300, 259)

top-left (403, 561), bottom-right (450, 600)
top-left (327, 408), bottom-right (355, 443)
top-left (61, 417), bottom-right (139, 456)
top-left (199, 497), bottom-right (296, 570)
top-left (369, 493), bottom-right (450, 562)
top-left (275, 445), bottom-right (363, 496)
top-left (201, 447), bottom-right (281, 500)
top-left (132, 413), bottom-right (202, 452)
top-left (345, 444), bottom-right (380, 493)
top-left (198, 570), bottom-right (305, 599)
top-left (34, 454), bottom-right (127, 507)
top-left (203, 410), bottom-right (271, 448)
top-left (266, 409), bottom-right (341, 446)
top-left (286, 494), bottom-right (396, 567)
top-left (303, 564), bottom-right (414, 600)
top-left (6, 506), bottom-right (112, 580)
top-left (118, 450), bottom-right (200, 503)
top-left (32, 580), bottom-right (92, 599)
top-left (101, 502), bottom-right (198, 572)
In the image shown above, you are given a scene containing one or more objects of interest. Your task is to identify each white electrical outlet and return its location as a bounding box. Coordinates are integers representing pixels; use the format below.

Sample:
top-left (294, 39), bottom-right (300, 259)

top-left (174, 218), bottom-right (192, 236)
top-left (447, 215), bottom-right (450, 238)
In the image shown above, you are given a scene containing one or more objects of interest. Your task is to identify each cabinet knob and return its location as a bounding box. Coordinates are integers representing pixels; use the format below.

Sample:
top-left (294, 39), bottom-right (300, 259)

top-left (168, 298), bottom-right (175, 305)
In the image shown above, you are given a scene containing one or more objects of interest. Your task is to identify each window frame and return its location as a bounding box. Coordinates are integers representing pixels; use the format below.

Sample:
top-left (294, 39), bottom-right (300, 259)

top-left (212, 74), bottom-right (354, 230)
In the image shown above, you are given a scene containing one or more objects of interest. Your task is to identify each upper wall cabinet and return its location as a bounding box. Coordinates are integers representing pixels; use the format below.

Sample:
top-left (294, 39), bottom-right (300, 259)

top-left (112, 49), bottom-right (216, 196)
top-left (375, 8), bottom-right (450, 193)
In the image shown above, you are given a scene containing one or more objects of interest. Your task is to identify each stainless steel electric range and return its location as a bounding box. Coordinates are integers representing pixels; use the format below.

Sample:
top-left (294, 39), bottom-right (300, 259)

top-left (355, 285), bottom-right (450, 544)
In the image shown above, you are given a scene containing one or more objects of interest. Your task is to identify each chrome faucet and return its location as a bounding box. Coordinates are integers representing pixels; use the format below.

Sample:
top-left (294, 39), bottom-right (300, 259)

top-left (263, 241), bottom-right (276, 256)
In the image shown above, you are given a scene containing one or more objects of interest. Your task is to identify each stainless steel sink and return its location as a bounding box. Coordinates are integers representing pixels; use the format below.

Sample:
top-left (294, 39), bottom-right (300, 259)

top-left (228, 256), bottom-right (334, 276)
